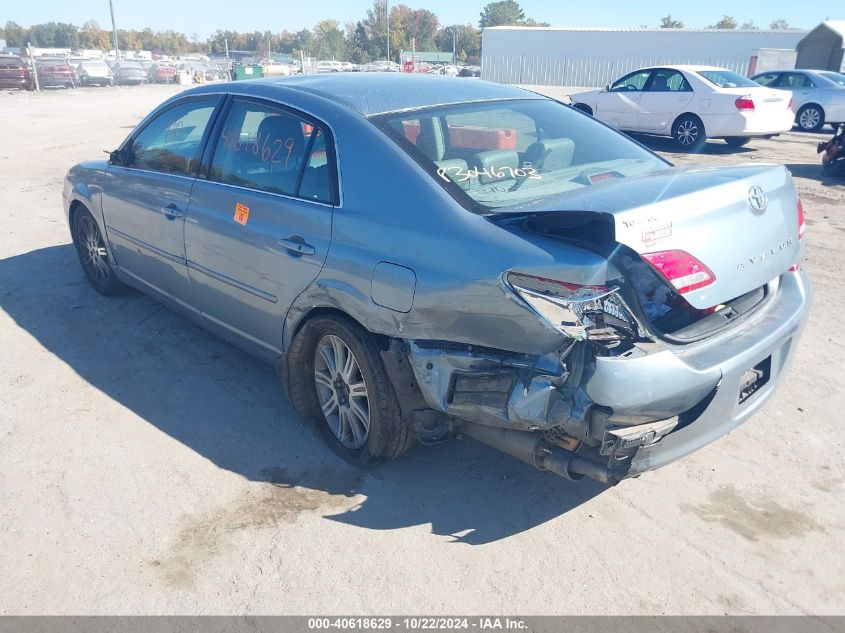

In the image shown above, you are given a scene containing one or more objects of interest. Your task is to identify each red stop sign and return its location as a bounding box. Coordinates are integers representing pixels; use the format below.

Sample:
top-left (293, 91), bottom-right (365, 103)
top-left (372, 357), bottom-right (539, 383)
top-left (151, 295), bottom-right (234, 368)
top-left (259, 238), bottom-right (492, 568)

top-left (403, 61), bottom-right (414, 73)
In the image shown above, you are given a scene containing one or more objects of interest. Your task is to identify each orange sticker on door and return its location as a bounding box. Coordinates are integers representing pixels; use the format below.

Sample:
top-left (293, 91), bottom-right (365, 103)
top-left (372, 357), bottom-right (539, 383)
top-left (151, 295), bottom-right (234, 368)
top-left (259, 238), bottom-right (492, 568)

top-left (234, 202), bottom-right (250, 225)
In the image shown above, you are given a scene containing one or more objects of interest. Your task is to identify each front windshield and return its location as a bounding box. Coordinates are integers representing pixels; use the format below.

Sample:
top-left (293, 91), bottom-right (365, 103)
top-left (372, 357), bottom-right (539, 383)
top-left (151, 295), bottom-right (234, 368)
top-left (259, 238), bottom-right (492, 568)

top-left (373, 99), bottom-right (667, 212)
top-left (697, 70), bottom-right (759, 88)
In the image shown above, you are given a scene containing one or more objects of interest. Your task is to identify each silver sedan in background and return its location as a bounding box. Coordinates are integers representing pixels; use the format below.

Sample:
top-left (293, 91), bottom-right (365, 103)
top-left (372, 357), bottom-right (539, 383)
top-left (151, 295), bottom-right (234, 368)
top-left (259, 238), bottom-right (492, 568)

top-left (752, 69), bottom-right (845, 131)
top-left (62, 75), bottom-right (810, 485)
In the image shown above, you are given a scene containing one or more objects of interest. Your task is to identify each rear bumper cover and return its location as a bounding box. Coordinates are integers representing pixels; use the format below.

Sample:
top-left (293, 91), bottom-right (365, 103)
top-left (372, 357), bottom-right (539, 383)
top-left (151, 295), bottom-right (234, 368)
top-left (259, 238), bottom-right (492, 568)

top-left (406, 269), bottom-right (811, 481)
top-left (627, 269), bottom-right (811, 474)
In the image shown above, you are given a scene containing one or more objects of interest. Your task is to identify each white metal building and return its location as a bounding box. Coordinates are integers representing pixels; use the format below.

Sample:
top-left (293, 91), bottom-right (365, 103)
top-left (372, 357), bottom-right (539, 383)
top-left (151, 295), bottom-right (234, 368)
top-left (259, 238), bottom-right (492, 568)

top-left (481, 26), bottom-right (808, 87)
top-left (796, 21), bottom-right (845, 71)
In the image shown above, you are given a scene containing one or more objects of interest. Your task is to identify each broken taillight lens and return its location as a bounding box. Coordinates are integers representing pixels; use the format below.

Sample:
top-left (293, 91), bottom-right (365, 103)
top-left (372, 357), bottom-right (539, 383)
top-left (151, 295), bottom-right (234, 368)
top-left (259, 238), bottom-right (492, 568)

top-left (506, 272), bottom-right (641, 346)
top-left (641, 250), bottom-right (716, 295)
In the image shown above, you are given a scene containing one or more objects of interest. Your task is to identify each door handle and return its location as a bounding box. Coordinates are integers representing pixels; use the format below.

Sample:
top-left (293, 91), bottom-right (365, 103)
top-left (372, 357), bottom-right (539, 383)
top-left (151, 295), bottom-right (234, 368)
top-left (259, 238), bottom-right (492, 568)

top-left (160, 203), bottom-right (184, 219)
top-left (279, 236), bottom-right (315, 256)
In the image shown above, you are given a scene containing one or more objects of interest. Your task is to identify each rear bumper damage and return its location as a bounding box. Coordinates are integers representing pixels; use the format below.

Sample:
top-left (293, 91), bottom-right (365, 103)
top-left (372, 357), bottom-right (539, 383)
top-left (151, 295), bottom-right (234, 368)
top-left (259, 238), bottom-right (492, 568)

top-left (401, 269), bottom-right (811, 484)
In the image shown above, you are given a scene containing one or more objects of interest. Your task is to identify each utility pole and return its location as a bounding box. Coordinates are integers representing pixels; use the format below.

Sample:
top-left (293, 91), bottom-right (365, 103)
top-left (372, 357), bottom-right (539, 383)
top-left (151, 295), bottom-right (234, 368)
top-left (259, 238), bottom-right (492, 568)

top-left (386, 1), bottom-right (390, 62)
top-left (452, 27), bottom-right (456, 66)
top-left (108, 0), bottom-right (120, 61)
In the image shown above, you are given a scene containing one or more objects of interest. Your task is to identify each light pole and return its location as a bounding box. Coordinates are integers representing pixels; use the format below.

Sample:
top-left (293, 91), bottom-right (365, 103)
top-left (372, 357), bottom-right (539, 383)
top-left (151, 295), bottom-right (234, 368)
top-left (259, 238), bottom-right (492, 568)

top-left (386, 1), bottom-right (390, 63)
top-left (108, 0), bottom-right (119, 60)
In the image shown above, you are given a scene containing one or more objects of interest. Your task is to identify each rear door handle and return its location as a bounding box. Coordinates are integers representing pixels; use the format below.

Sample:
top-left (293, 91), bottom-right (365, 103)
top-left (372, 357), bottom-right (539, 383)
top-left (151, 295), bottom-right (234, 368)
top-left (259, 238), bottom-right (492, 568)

top-left (279, 236), bottom-right (315, 256)
top-left (160, 203), bottom-right (184, 219)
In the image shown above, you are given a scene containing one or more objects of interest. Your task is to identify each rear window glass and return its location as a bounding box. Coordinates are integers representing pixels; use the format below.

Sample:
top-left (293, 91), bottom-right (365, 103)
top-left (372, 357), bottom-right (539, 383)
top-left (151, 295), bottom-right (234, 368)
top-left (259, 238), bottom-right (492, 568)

top-left (0, 57), bottom-right (24, 68)
top-left (119, 62), bottom-right (143, 69)
top-left (373, 99), bottom-right (667, 213)
top-left (697, 70), bottom-right (758, 88)
top-left (819, 71), bottom-right (845, 87)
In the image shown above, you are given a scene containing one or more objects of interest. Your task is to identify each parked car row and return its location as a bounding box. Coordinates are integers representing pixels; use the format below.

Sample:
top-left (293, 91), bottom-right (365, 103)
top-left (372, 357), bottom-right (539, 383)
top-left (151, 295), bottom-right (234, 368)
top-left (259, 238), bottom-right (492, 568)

top-left (570, 64), bottom-right (845, 150)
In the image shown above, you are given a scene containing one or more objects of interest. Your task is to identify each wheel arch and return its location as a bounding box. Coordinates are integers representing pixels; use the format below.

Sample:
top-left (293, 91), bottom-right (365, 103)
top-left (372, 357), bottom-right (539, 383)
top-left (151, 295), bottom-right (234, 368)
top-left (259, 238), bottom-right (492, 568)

top-left (572, 102), bottom-right (593, 116)
top-left (285, 305), bottom-right (391, 354)
top-left (671, 111), bottom-right (704, 132)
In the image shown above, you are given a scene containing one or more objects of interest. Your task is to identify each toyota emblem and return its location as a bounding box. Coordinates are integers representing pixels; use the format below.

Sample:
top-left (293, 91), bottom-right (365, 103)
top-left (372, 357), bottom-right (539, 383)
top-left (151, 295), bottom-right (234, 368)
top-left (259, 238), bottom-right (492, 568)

top-left (748, 185), bottom-right (768, 213)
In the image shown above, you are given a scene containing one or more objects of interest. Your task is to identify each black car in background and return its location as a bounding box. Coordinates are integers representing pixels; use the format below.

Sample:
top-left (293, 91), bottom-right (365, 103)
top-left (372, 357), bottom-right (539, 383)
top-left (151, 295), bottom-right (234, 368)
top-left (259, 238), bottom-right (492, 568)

top-left (0, 55), bottom-right (34, 90)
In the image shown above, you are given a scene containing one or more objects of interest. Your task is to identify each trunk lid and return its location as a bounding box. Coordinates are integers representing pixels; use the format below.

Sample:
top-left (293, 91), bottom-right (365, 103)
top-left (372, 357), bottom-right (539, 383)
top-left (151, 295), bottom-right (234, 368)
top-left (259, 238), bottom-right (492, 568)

top-left (505, 164), bottom-right (801, 309)
top-left (720, 86), bottom-right (792, 114)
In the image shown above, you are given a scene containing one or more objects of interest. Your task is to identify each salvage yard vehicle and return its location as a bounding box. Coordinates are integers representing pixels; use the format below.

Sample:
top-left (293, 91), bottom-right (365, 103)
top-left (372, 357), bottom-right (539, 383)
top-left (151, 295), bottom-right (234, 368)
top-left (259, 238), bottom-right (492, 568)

top-left (76, 60), bottom-right (114, 87)
top-left (36, 58), bottom-right (76, 88)
top-left (571, 65), bottom-right (794, 150)
top-left (63, 74), bottom-right (810, 484)
top-left (0, 54), bottom-right (34, 90)
top-left (751, 69), bottom-right (845, 132)
top-left (148, 62), bottom-right (176, 84)
top-left (111, 61), bottom-right (148, 86)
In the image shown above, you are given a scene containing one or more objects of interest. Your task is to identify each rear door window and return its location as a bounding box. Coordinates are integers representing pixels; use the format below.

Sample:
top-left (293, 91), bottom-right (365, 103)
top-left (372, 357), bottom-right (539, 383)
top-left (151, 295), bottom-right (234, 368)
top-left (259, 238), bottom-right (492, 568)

top-left (208, 98), bottom-right (335, 203)
top-left (647, 69), bottom-right (692, 92)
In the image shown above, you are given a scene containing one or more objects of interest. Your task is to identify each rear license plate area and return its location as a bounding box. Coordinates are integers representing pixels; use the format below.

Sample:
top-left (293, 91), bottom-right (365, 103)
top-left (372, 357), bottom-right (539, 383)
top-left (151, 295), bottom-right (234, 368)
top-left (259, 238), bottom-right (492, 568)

top-left (738, 356), bottom-right (771, 404)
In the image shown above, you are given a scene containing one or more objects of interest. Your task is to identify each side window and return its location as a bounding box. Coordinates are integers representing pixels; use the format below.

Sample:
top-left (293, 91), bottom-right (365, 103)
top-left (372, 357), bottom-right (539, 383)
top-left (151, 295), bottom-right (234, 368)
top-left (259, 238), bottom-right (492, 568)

top-left (753, 73), bottom-right (780, 87)
top-left (784, 73), bottom-right (814, 88)
top-left (647, 70), bottom-right (692, 92)
top-left (610, 70), bottom-right (652, 92)
top-left (126, 100), bottom-right (215, 175)
top-left (209, 99), bottom-right (333, 202)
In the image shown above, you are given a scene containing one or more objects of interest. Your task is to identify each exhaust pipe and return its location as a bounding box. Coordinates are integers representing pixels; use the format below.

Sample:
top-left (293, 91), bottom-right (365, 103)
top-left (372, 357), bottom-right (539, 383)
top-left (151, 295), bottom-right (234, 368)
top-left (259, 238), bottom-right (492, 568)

top-left (460, 422), bottom-right (623, 485)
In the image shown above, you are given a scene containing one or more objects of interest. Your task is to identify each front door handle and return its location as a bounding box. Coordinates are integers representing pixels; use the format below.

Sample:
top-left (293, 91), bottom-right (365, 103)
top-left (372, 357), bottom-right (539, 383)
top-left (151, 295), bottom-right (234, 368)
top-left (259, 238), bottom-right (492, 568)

top-left (160, 203), bottom-right (184, 219)
top-left (279, 236), bottom-right (315, 256)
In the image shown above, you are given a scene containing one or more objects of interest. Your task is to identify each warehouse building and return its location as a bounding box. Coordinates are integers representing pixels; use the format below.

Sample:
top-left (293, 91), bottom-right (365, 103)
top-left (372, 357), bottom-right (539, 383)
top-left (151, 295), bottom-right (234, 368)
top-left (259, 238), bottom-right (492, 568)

top-left (482, 26), bottom-right (808, 87)
top-left (796, 21), bottom-right (845, 71)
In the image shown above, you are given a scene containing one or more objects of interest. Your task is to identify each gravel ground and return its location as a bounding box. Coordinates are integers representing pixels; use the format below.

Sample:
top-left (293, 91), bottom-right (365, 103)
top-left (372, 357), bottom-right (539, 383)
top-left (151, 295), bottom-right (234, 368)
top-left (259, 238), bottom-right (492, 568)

top-left (0, 84), bottom-right (843, 615)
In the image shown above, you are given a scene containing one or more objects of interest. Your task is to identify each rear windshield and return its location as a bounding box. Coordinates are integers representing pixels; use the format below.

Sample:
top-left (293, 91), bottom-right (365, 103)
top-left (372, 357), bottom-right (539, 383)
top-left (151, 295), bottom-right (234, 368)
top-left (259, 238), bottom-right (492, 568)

top-left (82, 62), bottom-right (108, 69)
top-left (698, 70), bottom-right (759, 88)
top-left (0, 57), bottom-right (24, 68)
top-left (819, 71), bottom-right (845, 87)
top-left (119, 62), bottom-right (143, 69)
top-left (372, 99), bottom-right (666, 213)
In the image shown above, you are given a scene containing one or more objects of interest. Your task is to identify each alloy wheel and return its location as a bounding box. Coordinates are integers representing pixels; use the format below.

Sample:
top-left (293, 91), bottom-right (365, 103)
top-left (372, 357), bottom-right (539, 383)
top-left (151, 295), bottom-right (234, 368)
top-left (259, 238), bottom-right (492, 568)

top-left (676, 120), bottom-right (699, 146)
top-left (76, 215), bottom-right (110, 283)
top-left (314, 334), bottom-right (371, 449)
top-left (799, 107), bottom-right (821, 131)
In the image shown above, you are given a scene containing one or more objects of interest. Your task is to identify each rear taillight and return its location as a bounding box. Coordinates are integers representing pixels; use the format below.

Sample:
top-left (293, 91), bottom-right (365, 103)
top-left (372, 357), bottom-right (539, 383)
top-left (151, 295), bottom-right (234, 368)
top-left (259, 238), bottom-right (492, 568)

top-left (641, 250), bottom-right (716, 294)
top-left (506, 272), bottom-right (641, 346)
top-left (735, 96), bottom-right (755, 110)
top-left (797, 198), bottom-right (806, 239)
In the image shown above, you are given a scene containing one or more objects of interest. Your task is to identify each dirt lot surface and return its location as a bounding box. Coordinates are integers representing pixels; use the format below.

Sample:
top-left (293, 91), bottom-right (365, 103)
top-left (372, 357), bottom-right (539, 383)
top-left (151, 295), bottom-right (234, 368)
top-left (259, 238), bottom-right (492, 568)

top-left (1, 84), bottom-right (843, 615)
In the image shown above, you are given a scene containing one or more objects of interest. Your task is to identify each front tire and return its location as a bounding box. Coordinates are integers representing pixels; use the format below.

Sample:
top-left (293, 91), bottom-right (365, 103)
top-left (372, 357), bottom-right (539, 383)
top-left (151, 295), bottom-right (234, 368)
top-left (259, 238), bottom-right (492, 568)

top-left (797, 104), bottom-right (824, 132)
top-left (673, 114), bottom-right (707, 151)
top-left (287, 315), bottom-right (414, 467)
top-left (725, 136), bottom-right (751, 147)
top-left (71, 207), bottom-right (124, 295)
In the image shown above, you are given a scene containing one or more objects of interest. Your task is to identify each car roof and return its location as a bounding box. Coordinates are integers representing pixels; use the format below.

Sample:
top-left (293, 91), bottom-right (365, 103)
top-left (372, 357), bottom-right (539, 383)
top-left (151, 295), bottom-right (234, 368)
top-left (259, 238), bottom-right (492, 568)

top-left (207, 74), bottom-right (544, 116)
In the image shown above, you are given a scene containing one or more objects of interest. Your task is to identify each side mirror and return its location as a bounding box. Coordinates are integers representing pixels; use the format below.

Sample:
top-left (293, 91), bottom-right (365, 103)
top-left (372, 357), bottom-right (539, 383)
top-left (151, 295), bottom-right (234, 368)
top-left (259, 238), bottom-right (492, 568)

top-left (106, 148), bottom-right (125, 165)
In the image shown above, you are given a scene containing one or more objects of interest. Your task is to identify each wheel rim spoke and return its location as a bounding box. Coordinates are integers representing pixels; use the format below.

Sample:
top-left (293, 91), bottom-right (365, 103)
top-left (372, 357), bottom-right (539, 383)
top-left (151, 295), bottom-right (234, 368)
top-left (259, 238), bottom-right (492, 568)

top-left (314, 334), bottom-right (371, 450)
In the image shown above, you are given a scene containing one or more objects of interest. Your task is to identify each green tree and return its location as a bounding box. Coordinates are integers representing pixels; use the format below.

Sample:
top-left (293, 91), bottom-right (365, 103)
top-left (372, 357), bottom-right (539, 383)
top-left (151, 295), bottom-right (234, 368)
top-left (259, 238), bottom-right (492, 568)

top-left (4, 20), bottom-right (29, 46)
top-left (770, 19), bottom-right (792, 30)
top-left (435, 24), bottom-right (481, 62)
top-left (708, 15), bottom-right (737, 29)
top-left (313, 19), bottom-right (346, 60)
top-left (740, 21), bottom-right (759, 30)
top-left (479, 0), bottom-right (525, 28)
top-left (659, 15), bottom-right (684, 28)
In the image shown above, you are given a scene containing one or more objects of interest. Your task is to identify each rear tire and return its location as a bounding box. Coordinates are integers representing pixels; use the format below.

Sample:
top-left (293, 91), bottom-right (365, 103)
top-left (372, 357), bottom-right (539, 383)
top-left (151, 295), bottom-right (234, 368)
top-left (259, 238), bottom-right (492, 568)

top-left (725, 136), bottom-right (751, 147)
top-left (71, 206), bottom-right (124, 296)
top-left (287, 314), bottom-right (414, 468)
top-left (672, 114), bottom-right (707, 151)
top-left (796, 104), bottom-right (824, 132)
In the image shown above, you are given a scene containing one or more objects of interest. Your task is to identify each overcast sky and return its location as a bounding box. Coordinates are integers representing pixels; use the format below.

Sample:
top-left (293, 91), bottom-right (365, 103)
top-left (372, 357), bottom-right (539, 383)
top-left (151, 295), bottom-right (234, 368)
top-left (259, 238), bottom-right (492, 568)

top-left (4, 0), bottom-right (841, 38)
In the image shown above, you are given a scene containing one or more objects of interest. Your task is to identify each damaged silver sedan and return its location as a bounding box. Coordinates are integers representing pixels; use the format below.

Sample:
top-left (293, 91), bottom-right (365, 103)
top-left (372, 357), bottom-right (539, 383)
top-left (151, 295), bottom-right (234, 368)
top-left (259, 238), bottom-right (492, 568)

top-left (63, 74), bottom-right (811, 484)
